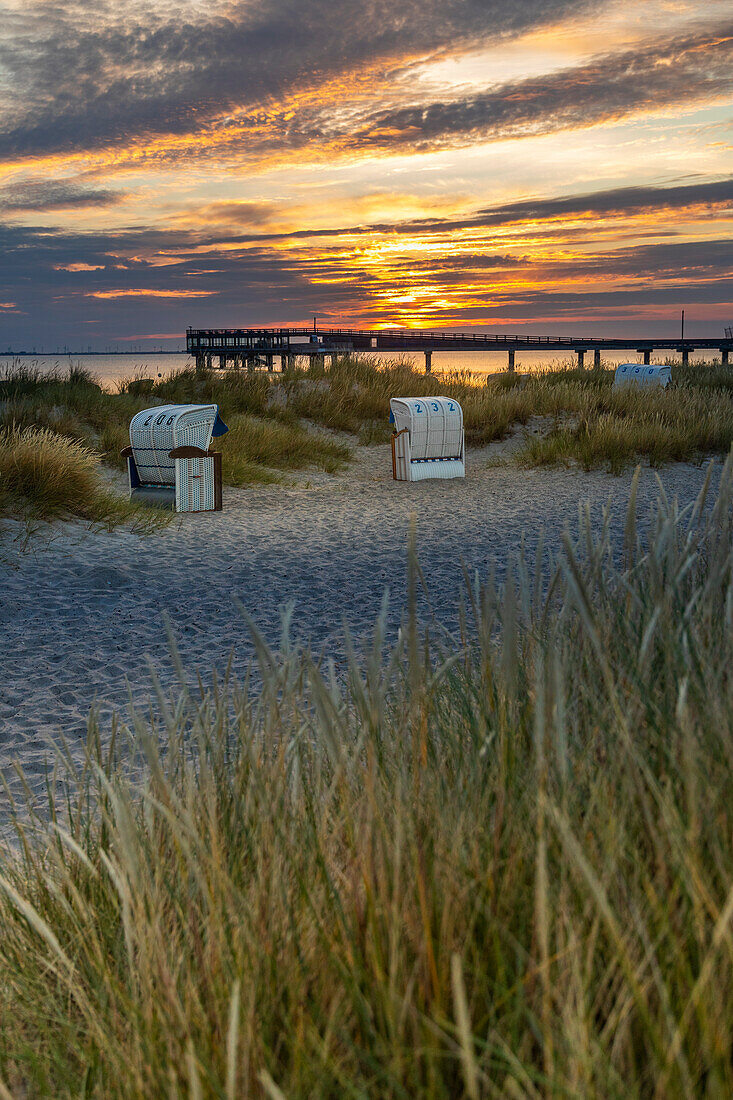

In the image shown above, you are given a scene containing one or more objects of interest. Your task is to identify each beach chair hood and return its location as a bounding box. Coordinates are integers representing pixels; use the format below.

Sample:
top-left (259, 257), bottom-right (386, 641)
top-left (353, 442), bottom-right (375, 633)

top-left (389, 396), bottom-right (465, 481)
top-left (129, 403), bottom-right (224, 486)
top-left (614, 363), bottom-right (671, 388)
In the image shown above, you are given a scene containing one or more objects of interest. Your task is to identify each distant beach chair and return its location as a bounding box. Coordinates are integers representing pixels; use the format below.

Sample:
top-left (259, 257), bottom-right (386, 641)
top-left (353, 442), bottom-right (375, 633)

top-left (614, 363), bottom-right (671, 389)
top-left (122, 403), bottom-right (228, 511)
top-left (390, 397), bottom-right (465, 481)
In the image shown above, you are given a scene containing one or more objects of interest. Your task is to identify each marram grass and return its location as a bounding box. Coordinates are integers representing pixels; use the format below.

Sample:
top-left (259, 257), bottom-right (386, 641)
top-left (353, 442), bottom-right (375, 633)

top-left (0, 425), bottom-right (165, 529)
top-left (0, 424), bottom-right (100, 512)
top-left (286, 354), bottom-right (733, 468)
top-left (5, 356), bottom-right (733, 485)
top-left (2, 457), bottom-right (733, 1096)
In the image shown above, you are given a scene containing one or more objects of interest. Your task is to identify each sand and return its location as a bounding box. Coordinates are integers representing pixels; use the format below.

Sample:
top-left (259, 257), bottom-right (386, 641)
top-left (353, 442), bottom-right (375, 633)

top-left (0, 436), bottom-right (720, 817)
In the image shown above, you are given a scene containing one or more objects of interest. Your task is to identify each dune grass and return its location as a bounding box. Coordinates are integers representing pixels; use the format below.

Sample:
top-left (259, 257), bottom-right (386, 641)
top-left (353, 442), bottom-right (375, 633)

top-left (0, 364), bottom-right (140, 470)
top-left (0, 425), bottom-right (165, 529)
top-left (2, 459), bottom-right (733, 1095)
top-left (222, 414), bottom-right (351, 484)
top-left (284, 354), bottom-right (733, 470)
top-left (515, 383), bottom-right (733, 473)
top-left (0, 362), bottom-right (353, 491)
top-left (4, 356), bottom-right (733, 491)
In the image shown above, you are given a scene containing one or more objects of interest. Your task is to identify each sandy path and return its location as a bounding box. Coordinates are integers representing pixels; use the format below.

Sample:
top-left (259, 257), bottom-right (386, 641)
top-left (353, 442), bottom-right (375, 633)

top-left (0, 439), bottom-right (719, 808)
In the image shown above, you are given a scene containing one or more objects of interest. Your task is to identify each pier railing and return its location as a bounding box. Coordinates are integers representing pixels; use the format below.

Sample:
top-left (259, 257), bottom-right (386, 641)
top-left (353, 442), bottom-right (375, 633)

top-left (186, 326), bottom-right (733, 374)
top-left (187, 327), bottom-right (587, 346)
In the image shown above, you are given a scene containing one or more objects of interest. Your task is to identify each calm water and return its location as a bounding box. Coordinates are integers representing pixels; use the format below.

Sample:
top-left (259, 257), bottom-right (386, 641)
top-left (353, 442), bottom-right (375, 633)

top-left (0, 349), bottom-right (716, 389)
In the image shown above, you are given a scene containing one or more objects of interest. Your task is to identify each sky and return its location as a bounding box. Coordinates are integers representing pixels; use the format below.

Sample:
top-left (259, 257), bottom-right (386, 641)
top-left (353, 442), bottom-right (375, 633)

top-left (0, 0), bottom-right (731, 349)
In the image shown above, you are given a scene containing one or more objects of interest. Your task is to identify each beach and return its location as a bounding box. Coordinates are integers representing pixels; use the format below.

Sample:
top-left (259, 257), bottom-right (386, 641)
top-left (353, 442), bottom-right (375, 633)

top-left (0, 436), bottom-right (719, 814)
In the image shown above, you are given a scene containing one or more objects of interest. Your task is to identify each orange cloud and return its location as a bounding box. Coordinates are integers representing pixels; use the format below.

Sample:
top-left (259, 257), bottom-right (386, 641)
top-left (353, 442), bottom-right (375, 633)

top-left (87, 289), bottom-right (217, 299)
top-left (55, 262), bottom-right (105, 272)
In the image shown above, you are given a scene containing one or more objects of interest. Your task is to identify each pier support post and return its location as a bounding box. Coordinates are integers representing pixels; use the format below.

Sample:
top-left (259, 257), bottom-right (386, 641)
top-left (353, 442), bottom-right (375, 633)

top-left (425, 350), bottom-right (432, 374)
top-left (195, 353), bottom-right (205, 373)
top-left (593, 348), bottom-right (601, 369)
top-left (247, 356), bottom-right (255, 372)
top-left (206, 354), bottom-right (212, 370)
top-left (266, 354), bottom-right (274, 372)
top-left (637, 348), bottom-right (651, 364)
top-left (507, 349), bottom-right (515, 373)
top-left (721, 348), bottom-right (730, 366)
top-left (575, 348), bottom-right (586, 370)
top-left (678, 346), bottom-right (690, 366)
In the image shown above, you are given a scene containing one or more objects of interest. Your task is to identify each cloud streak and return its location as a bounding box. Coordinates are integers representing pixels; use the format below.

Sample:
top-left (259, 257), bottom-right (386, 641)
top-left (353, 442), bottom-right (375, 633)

top-left (0, 180), bottom-right (121, 211)
top-left (342, 25), bottom-right (733, 153)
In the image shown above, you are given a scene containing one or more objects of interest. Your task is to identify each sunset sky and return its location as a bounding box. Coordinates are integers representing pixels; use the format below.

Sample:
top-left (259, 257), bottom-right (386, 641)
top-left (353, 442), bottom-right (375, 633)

top-left (0, 0), bottom-right (731, 348)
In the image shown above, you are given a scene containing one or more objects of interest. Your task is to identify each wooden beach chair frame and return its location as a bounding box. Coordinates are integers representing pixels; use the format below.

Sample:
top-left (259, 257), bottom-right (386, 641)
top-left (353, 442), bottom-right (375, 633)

top-left (121, 445), bottom-right (223, 512)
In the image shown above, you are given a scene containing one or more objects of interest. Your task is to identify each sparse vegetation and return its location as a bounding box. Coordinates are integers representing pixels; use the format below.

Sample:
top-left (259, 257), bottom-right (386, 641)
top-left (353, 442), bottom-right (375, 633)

top-left (2, 460), bottom-right (733, 1095)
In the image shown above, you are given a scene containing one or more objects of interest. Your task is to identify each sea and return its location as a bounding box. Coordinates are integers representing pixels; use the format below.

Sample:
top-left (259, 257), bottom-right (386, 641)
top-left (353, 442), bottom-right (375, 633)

top-left (0, 348), bottom-right (716, 390)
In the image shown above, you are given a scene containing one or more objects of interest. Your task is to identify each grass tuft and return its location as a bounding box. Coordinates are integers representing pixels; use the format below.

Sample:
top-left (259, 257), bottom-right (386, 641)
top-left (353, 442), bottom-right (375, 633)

top-left (0, 424), bottom-right (100, 515)
top-left (0, 424), bottom-right (169, 529)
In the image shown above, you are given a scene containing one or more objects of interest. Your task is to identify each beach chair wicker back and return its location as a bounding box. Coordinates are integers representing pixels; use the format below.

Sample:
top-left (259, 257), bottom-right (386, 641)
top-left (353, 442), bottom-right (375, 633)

top-left (390, 397), bottom-right (465, 481)
top-left (129, 404), bottom-right (219, 486)
top-left (614, 363), bottom-right (671, 389)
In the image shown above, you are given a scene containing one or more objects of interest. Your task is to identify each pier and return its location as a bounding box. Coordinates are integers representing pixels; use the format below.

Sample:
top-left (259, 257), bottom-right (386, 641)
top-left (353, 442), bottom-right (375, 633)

top-left (186, 327), bottom-right (733, 374)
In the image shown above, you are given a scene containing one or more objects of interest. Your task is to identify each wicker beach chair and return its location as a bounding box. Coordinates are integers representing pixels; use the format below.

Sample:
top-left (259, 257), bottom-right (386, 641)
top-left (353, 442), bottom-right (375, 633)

top-left (389, 397), bottom-right (465, 481)
top-left (614, 363), bottom-right (671, 388)
top-left (122, 403), bottom-right (228, 511)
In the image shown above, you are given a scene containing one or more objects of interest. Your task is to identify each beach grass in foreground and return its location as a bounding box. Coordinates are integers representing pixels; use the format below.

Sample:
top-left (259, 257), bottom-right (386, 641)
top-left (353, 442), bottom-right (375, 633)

top-left (1, 459), bottom-right (733, 1096)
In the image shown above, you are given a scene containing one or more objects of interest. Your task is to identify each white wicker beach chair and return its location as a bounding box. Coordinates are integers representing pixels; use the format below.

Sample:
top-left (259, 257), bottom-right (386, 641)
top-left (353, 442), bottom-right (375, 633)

top-left (614, 363), bottom-right (671, 388)
top-left (122, 403), bottom-right (228, 512)
top-left (389, 397), bottom-right (465, 481)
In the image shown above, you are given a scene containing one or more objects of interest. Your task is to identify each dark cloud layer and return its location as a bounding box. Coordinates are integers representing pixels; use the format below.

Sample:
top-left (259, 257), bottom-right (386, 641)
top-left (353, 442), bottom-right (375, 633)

top-left (472, 179), bottom-right (733, 226)
top-left (217, 176), bottom-right (733, 243)
top-left (0, 0), bottom-right (597, 158)
top-left (345, 25), bottom-right (733, 151)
